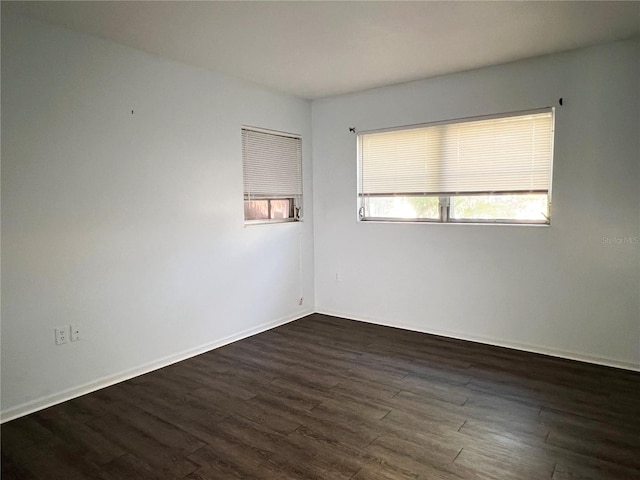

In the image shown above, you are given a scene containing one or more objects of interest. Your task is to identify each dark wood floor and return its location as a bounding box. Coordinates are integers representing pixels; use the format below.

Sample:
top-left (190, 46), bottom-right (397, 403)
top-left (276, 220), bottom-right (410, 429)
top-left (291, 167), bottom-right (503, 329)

top-left (2, 314), bottom-right (640, 480)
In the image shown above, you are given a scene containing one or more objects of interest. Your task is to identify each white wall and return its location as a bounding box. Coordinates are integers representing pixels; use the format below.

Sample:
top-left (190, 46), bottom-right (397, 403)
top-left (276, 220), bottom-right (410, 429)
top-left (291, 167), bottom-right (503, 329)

top-left (312, 39), bottom-right (640, 370)
top-left (2, 13), bottom-right (639, 423)
top-left (1, 14), bottom-right (314, 420)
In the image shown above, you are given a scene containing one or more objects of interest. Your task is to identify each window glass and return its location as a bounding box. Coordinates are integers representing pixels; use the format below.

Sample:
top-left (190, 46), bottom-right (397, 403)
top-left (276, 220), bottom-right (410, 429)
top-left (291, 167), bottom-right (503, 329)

top-left (242, 127), bottom-right (302, 224)
top-left (450, 194), bottom-right (549, 222)
top-left (357, 109), bottom-right (554, 224)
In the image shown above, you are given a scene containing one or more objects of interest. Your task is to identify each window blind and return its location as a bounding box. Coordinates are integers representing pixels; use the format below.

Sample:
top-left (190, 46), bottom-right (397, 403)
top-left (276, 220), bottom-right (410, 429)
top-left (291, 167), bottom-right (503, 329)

top-left (358, 109), bottom-right (553, 196)
top-left (242, 128), bottom-right (302, 199)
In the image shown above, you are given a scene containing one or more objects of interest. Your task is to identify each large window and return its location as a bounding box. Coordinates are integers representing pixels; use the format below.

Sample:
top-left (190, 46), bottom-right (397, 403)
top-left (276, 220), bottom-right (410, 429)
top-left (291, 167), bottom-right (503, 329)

top-left (242, 127), bottom-right (303, 224)
top-left (357, 109), bottom-right (554, 224)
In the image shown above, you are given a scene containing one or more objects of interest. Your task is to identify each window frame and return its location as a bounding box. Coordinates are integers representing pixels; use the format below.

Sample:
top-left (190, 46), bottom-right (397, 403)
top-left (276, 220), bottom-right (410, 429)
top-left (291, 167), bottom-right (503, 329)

top-left (243, 197), bottom-right (299, 225)
top-left (357, 108), bottom-right (554, 226)
top-left (242, 126), bottom-right (303, 225)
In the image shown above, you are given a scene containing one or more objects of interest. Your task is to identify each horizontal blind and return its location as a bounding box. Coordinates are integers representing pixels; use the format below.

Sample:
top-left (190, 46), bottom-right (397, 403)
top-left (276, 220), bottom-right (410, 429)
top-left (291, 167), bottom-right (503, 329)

top-left (242, 128), bottom-right (302, 198)
top-left (359, 110), bottom-right (553, 196)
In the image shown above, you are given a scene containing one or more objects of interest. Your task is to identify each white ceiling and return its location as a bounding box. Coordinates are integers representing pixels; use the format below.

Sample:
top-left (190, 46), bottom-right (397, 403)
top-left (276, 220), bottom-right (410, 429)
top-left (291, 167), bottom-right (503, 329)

top-left (4, 1), bottom-right (640, 99)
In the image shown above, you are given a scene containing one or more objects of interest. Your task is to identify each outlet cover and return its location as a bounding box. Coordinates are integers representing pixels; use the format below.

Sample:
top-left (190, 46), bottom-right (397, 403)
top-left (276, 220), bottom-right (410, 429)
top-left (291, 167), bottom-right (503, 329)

top-left (55, 326), bottom-right (69, 345)
top-left (70, 324), bottom-right (80, 342)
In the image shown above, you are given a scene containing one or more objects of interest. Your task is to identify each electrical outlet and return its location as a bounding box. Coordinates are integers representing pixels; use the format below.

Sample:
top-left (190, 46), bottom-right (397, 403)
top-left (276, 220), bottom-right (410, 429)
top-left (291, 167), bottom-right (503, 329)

top-left (70, 324), bottom-right (80, 342)
top-left (55, 326), bottom-right (70, 345)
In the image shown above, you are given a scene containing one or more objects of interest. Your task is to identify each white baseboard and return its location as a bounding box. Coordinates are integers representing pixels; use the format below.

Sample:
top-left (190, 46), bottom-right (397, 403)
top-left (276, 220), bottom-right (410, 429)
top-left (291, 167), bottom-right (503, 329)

top-left (1, 310), bottom-right (312, 423)
top-left (315, 308), bottom-right (640, 373)
top-left (4, 307), bottom-right (637, 423)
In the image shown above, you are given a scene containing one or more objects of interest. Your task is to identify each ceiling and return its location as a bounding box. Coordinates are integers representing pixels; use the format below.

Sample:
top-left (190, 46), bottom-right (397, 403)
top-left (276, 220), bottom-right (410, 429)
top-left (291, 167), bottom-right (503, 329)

top-left (4, 1), bottom-right (640, 99)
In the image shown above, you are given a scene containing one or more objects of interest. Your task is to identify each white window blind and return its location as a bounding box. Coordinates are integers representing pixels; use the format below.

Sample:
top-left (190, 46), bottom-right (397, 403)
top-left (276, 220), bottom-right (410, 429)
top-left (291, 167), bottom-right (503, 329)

top-left (242, 127), bottom-right (302, 199)
top-left (358, 109), bottom-right (553, 197)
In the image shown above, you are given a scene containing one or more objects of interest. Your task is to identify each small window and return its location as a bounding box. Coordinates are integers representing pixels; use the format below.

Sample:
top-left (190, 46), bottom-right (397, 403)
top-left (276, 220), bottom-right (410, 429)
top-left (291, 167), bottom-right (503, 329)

top-left (242, 127), bottom-right (303, 224)
top-left (357, 109), bottom-right (554, 224)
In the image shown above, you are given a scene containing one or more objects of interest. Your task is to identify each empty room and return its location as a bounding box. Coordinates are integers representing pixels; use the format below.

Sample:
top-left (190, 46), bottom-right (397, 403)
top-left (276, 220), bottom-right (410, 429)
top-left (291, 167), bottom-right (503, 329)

top-left (2, 1), bottom-right (639, 479)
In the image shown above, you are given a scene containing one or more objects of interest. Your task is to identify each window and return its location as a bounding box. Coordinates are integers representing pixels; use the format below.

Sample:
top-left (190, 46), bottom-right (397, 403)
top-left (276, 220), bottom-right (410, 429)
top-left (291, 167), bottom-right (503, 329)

top-left (242, 127), bottom-right (303, 224)
top-left (357, 109), bottom-right (554, 224)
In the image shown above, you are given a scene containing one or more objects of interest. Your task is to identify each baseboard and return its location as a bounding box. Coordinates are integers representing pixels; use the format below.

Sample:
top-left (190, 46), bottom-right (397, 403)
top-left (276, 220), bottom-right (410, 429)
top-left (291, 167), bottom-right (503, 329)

top-left (315, 308), bottom-right (640, 373)
top-left (1, 309), bottom-right (312, 423)
top-left (4, 306), bottom-right (637, 423)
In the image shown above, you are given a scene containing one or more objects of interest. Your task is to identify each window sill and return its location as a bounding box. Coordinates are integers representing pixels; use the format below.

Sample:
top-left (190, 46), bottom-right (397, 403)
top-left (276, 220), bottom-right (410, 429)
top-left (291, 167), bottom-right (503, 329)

top-left (358, 218), bottom-right (550, 227)
top-left (244, 218), bottom-right (302, 226)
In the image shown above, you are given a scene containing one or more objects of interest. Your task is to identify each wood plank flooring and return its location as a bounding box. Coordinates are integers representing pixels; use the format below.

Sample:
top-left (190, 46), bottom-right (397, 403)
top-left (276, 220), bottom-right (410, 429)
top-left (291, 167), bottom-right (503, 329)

top-left (2, 314), bottom-right (640, 479)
